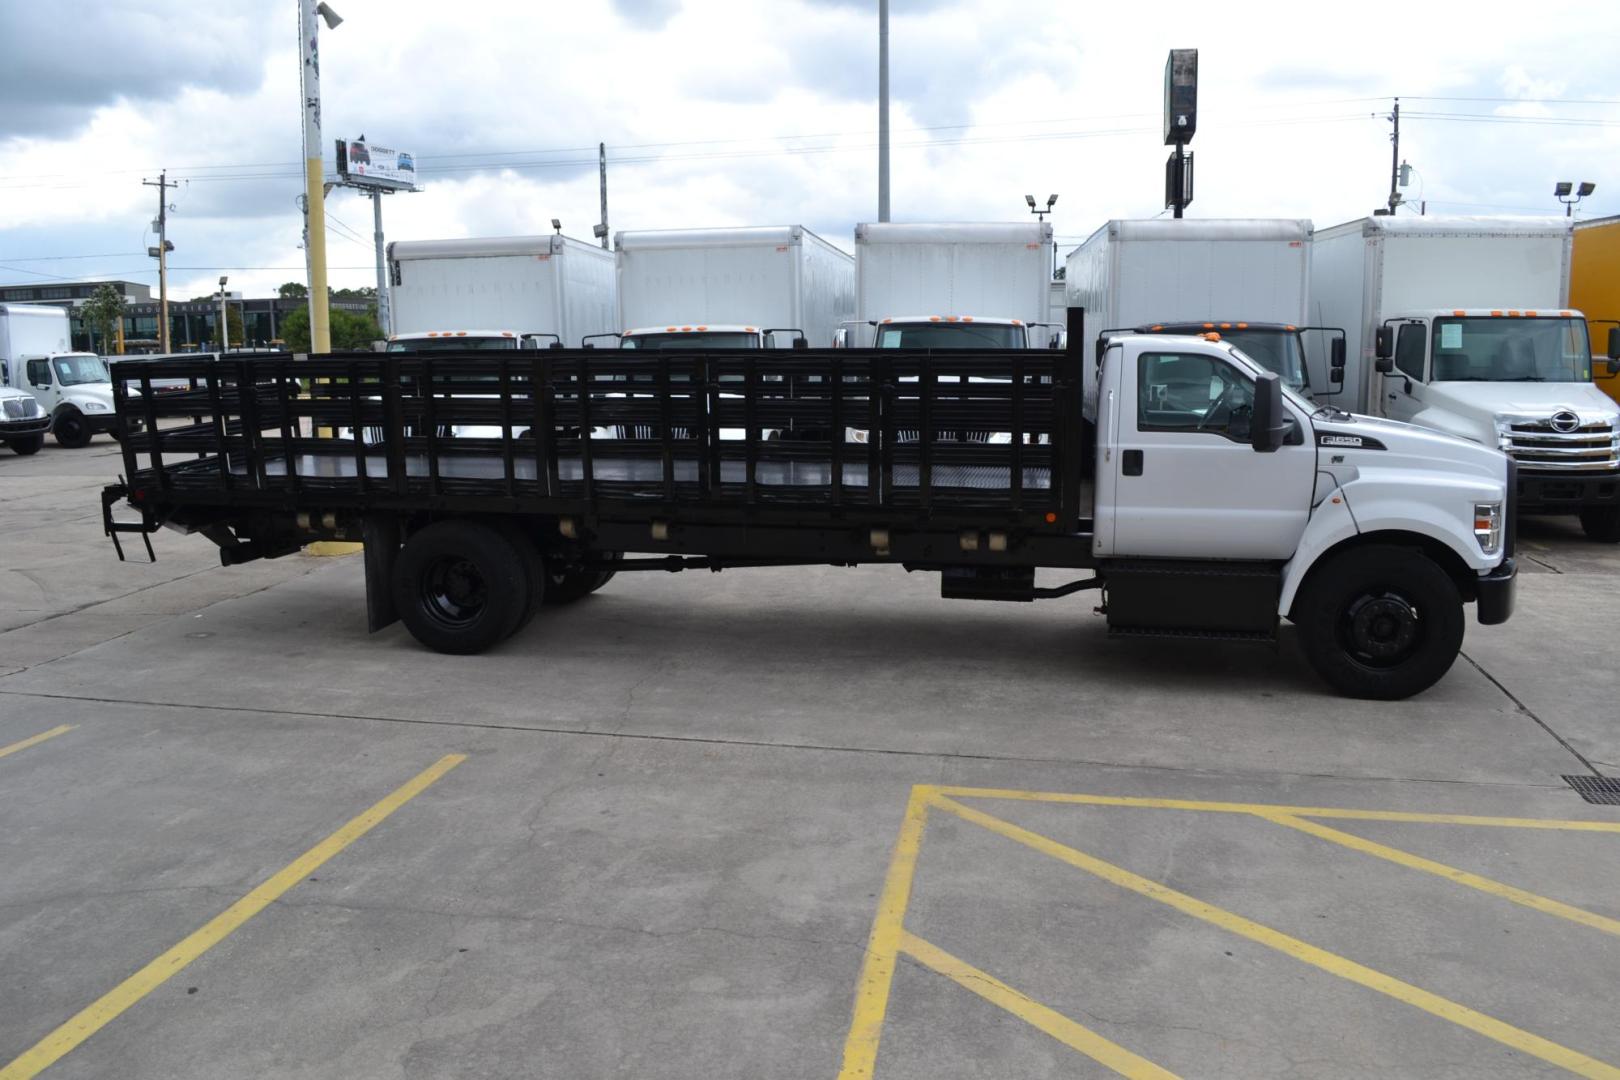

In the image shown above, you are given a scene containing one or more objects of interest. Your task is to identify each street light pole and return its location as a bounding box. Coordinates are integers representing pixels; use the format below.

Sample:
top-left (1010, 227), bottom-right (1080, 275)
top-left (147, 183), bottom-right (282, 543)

top-left (217, 276), bottom-right (230, 352)
top-left (299, 1), bottom-right (341, 352)
top-left (877, 0), bottom-right (890, 222)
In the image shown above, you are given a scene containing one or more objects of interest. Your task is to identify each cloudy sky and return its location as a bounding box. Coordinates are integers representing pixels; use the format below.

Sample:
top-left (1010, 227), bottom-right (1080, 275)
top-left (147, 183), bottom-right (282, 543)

top-left (2, 0), bottom-right (1618, 302)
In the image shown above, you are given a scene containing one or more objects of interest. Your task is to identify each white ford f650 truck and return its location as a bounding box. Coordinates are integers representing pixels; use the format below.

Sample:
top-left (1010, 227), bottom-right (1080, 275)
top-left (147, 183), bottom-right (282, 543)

top-left (1312, 216), bottom-right (1620, 540)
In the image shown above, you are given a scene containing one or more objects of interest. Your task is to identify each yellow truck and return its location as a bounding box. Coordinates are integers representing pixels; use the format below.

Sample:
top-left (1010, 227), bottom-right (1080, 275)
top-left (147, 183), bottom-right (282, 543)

top-left (1572, 214), bottom-right (1620, 404)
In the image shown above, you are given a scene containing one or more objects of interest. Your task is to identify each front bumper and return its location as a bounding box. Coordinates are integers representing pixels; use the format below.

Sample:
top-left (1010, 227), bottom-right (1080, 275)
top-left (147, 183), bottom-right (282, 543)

top-left (1516, 468), bottom-right (1620, 511)
top-left (0, 416), bottom-right (51, 440)
top-left (1475, 557), bottom-right (1517, 626)
top-left (79, 411), bottom-right (119, 436)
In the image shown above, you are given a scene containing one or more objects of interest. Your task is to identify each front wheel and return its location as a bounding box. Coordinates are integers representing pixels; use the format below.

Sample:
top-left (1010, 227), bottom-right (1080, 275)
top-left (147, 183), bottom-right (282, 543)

top-left (1293, 544), bottom-right (1464, 700)
top-left (53, 409), bottom-right (91, 449)
top-left (1578, 505), bottom-right (1620, 543)
top-left (392, 520), bottom-right (529, 654)
top-left (7, 435), bottom-right (44, 456)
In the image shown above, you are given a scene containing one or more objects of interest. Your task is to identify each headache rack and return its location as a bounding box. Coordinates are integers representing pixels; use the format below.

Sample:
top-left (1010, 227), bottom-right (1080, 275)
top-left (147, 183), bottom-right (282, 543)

top-left (107, 345), bottom-right (1086, 538)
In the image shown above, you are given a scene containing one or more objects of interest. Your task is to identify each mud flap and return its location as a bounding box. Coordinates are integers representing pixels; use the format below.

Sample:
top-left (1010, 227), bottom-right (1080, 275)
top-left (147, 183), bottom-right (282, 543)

top-left (363, 514), bottom-right (401, 632)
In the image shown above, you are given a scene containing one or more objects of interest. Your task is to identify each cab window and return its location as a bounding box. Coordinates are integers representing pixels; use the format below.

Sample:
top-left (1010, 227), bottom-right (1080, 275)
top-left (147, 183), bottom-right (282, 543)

top-left (1137, 352), bottom-right (1255, 442)
top-left (1395, 323), bottom-right (1426, 380)
top-left (26, 358), bottom-right (51, 387)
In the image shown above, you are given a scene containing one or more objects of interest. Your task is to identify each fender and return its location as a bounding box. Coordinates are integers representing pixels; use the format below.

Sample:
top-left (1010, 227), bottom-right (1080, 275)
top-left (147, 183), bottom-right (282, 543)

top-left (1406, 405), bottom-right (1492, 447)
top-left (1278, 471), bottom-right (1500, 616)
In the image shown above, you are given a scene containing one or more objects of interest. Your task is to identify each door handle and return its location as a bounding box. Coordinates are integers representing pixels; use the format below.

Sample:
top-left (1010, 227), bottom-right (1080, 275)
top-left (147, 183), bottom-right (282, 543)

top-left (1122, 449), bottom-right (1144, 476)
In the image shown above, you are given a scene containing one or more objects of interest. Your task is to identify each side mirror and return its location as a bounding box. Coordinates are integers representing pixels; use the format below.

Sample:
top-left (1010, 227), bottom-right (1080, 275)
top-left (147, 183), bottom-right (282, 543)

top-left (1607, 326), bottom-right (1620, 361)
top-left (1329, 336), bottom-right (1347, 386)
top-left (1250, 371), bottom-right (1289, 453)
top-left (1374, 325), bottom-right (1395, 360)
top-left (1607, 358), bottom-right (1620, 378)
top-left (1375, 356), bottom-right (1394, 374)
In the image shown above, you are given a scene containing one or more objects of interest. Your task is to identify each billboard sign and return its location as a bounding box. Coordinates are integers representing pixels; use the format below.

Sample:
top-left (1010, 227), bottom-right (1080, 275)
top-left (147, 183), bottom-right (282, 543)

top-left (335, 139), bottom-right (419, 190)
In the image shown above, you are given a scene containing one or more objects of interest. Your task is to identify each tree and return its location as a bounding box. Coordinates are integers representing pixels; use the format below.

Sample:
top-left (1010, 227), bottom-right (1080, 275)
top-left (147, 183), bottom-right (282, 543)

top-left (278, 281), bottom-right (309, 299)
top-left (277, 306), bottom-right (383, 352)
top-left (330, 285), bottom-right (376, 302)
top-left (81, 284), bottom-right (128, 354)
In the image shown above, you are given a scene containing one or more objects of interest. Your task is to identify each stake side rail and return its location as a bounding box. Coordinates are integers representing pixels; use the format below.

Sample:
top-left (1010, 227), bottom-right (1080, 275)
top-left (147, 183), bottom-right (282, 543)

top-left (105, 347), bottom-right (1085, 546)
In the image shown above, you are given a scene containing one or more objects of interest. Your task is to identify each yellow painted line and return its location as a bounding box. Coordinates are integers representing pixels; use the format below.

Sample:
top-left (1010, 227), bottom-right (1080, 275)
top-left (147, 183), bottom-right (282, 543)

top-left (1260, 812), bottom-right (1620, 939)
top-left (932, 786), bottom-right (1620, 833)
top-left (900, 931), bottom-right (1182, 1079)
top-left (0, 753), bottom-right (466, 1080)
top-left (929, 793), bottom-right (1620, 1080)
top-left (0, 725), bottom-right (73, 761)
top-left (837, 784), bottom-right (933, 1080)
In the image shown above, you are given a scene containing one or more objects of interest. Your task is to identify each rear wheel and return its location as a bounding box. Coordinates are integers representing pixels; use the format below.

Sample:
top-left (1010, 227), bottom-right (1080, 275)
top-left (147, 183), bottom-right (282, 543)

top-left (53, 409), bottom-right (90, 449)
top-left (545, 552), bottom-right (621, 605)
top-left (1578, 505), bottom-right (1620, 543)
top-left (1293, 544), bottom-right (1464, 700)
top-left (487, 519), bottom-right (547, 631)
top-left (7, 435), bottom-right (44, 456)
top-left (392, 520), bottom-right (528, 654)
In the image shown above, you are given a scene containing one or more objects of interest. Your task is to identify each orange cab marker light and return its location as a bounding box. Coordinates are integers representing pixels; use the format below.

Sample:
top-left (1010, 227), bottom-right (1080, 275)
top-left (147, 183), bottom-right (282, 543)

top-left (745, 326), bottom-right (756, 332)
top-left (1525, 310), bottom-right (1537, 317)
top-left (1219, 322), bottom-right (1232, 329)
top-left (456, 331), bottom-right (467, 336)
top-left (1453, 309), bottom-right (1466, 316)
top-left (1011, 319), bottom-right (1023, 326)
top-left (1561, 310), bottom-right (1573, 317)
top-left (501, 331), bottom-right (514, 337)
top-left (1507, 311), bottom-right (1521, 317)
top-left (1491, 310), bottom-right (1503, 317)
top-left (1044, 512), bottom-right (1057, 523)
top-left (1202, 322), bottom-right (1215, 329)
top-left (946, 315), bottom-right (959, 322)
top-left (681, 326), bottom-right (692, 332)
top-left (1150, 324), bottom-right (1163, 331)
top-left (1236, 322), bottom-right (1248, 329)
top-left (1284, 324), bottom-right (1297, 332)
top-left (962, 316), bottom-right (974, 322)
top-left (881, 318), bottom-right (893, 324)
top-left (930, 316), bottom-right (942, 322)
top-left (697, 325), bottom-right (708, 331)
top-left (1203, 332), bottom-right (1221, 341)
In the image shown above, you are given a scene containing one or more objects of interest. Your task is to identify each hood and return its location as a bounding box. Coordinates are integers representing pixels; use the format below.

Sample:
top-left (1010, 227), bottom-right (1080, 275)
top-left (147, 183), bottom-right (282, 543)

top-left (1315, 412), bottom-right (1507, 488)
top-left (1426, 381), bottom-right (1619, 426)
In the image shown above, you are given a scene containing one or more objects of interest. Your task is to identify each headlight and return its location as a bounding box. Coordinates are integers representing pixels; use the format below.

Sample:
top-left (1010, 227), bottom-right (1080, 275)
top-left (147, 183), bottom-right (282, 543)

top-left (82, 401), bottom-right (109, 412)
top-left (1474, 502), bottom-right (1503, 556)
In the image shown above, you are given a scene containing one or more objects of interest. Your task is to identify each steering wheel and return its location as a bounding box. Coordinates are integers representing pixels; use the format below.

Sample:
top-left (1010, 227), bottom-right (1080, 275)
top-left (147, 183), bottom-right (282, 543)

top-left (1197, 381), bottom-right (1238, 432)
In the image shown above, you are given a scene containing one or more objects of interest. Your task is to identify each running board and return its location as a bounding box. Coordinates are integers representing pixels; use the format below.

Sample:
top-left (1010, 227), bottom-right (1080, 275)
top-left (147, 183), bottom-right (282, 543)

top-left (1100, 559), bottom-right (1281, 640)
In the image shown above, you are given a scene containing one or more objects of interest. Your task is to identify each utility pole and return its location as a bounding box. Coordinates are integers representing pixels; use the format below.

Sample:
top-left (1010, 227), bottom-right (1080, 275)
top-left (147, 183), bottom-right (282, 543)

top-left (877, 0), bottom-right (890, 222)
top-left (597, 142), bottom-right (610, 250)
top-left (143, 171), bottom-right (178, 352)
top-left (300, 0), bottom-right (339, 352)
top-left (371, 189), bottom-right (390, 334)
top-left (1386, 97), bottom-right (1401, 215)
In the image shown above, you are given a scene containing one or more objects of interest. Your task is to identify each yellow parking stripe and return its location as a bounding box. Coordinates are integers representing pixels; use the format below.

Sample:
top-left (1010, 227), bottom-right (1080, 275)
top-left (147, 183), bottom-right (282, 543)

top-left (933, 786), bottom-right (1620, 833)
top-left (929, 793), bottom-right (1620, 1080)
top-left (900, 931), bottom-right (1182, 1079)
top-left (837, 785), bottom-right (932, 1080)
top-left (1262, 813), bottom-right (1620, 938)
top-left (0, 753), bottom-right (466, 1080)
top-left (0, 725), bottom-right (73, 761)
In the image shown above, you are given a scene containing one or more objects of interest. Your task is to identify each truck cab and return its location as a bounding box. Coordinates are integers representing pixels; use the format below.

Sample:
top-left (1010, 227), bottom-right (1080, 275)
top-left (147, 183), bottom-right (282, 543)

top-left (1371, 308), bottom-right (1620, 540)
top-left (0, 385), bottom-right (49, 455)
top-left (619, 325), bottom-right (780, 349)
top-left (866, 315), bottom-right (1055, 349)
top-left (386, 330), bottom-right (537, 352)
top-left (1127, 321), bottom-right (1346, 400)
top-left (7, 352), bottom-right (116, 448)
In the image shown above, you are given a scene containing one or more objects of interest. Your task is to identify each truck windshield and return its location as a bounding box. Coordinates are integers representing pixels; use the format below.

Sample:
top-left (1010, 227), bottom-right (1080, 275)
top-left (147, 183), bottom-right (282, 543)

top-left (1220, 330), bottom-right (1308, 392)
top-left (53, 355), bottom-right (110, 385)
top-left (878, 323), bottom-right (1027, 349)
top-left (387, 337), bottom-right (520, 352)
top-left (1431, 317), bottom-right (1593, 382)
top-left (621, 332), bottom-right (760, 349)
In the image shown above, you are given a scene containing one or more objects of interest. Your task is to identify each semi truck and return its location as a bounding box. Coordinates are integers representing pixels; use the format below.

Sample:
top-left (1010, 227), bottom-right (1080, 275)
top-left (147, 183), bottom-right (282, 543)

top-left (1066, 219), bottom-right (1343, 398)
top-left (845, 222), bottom-right (1058, 349)
top-left (613, 226), bottom-right (854, 349)
top-left (101, 310), bottom-right (1516, 700)
top-left (1311, 215), bottom-right (1620, 540)
top-left (1571, 214), bottom-right (1620, 406)
top-left (386, 234), bottom-right (617, 347)
top-left (0, 303), bottom-right (116, 447)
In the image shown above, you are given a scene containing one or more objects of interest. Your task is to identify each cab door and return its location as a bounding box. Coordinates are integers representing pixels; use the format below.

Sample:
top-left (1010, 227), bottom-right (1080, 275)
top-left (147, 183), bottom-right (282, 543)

top-left (1105, 347), bottom-right (1316, 559)
top-left (1380, 321), bottom-right (1428, 423)
top-left (24, 357), bottom-right (62, 414)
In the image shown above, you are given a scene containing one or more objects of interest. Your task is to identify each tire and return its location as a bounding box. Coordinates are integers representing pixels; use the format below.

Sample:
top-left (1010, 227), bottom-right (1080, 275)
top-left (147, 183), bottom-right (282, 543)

top-left (544, 552), bottom-right (621, 605)
top-left (7, 435), bottom-right (44, 456)
top-left (1292, 544), bottom-right (1464, 700)
top-left (53, 409), bottom-right (91, 449)
top-left (392, 519), bottom-right (529, 654)
top-left (487, 519), bottom-right (547, 632)
top-left (1578, 505), bottom-right (1620, 543)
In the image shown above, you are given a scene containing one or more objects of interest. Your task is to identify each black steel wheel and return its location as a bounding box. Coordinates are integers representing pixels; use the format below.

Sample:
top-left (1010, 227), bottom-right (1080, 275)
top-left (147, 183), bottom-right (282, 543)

top-left (392, 520), bottom-right (528, 654)
top-left (52, 409), bottom-right (90, 449)
top-left (487, 519), bottom-right (547, 633)
top-left (7, 435), bottom-right (44, 456)
top-left (1293, 544), bottom-right (1464, 700)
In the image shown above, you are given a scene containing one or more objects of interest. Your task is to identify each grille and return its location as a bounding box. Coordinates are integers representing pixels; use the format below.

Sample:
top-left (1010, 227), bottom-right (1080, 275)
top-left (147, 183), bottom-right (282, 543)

top-left (3, 397), bottom-right (35, 419)
top-left (1504, 419), bottom-right (1619, 472)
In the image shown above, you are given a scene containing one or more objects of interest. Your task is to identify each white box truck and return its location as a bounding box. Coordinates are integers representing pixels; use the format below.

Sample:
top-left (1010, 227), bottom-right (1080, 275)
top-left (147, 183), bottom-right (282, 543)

top-left (848, 222), bottom-right (1057, 348)
top-left (1311, 215), bottom-right (1620, 540)
top-left (385, 234), bottom-right (617, 351)
top-left (0, 303), bottom-right (115, 448)
top-left (614, 226), bottom-right (853, 349)
top-left (1065, 218), bottom-right (1344, 399)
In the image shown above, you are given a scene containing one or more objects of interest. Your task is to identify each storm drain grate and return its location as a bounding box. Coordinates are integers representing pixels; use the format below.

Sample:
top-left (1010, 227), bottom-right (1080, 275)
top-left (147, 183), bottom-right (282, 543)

top-left (1563, 775), bottom-right (1620, 806)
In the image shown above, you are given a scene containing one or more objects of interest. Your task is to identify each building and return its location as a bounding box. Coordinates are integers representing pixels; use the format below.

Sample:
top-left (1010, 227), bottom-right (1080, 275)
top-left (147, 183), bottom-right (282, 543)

top-left (0, 279), bottom-right (373, 352)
